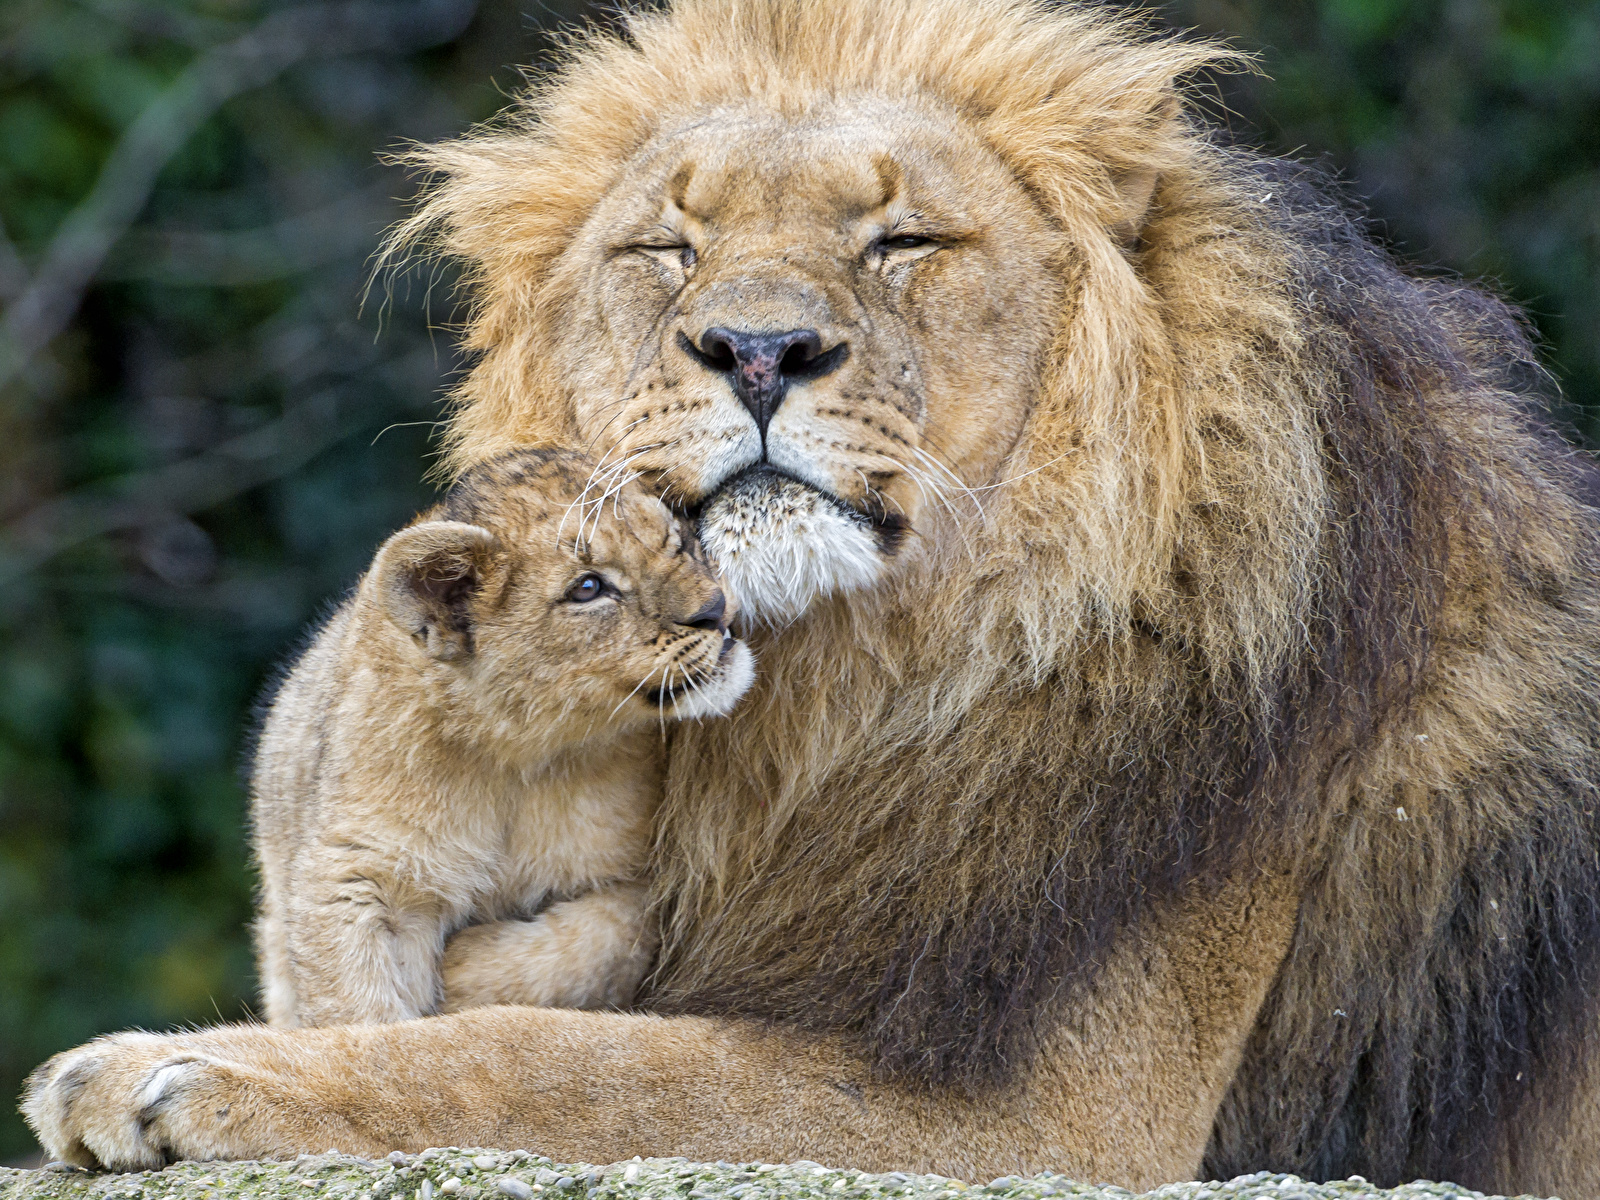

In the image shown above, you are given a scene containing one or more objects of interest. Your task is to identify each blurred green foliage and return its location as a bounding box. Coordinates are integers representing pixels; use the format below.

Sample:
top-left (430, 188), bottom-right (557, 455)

top-left (1168, 0), bottom-right (1600, 417)
top-left (0, 0), bottom-right (1597, 1165)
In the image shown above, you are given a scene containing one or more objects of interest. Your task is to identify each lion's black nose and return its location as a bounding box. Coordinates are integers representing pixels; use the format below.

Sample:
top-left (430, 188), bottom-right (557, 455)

top-left (680, 591), bottom-right (728, 633)
top-left (681, 327), bottom-right (848, 439)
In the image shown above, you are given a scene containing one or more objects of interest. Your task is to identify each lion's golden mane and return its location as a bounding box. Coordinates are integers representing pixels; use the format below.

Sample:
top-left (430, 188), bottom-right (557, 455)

top-left (393, 0), bottom-right (1600, 1189)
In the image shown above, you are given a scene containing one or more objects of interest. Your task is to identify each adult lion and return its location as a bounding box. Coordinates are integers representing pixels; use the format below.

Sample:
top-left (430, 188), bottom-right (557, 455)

top-left (25, 0), bottom-right (1600, 1195)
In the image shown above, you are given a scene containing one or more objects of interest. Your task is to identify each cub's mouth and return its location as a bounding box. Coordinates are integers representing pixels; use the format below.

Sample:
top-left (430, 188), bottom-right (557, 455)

top-left (694, 465), bottom-right (908, 626)
top-left (646, 633), bottom-right (755, 719)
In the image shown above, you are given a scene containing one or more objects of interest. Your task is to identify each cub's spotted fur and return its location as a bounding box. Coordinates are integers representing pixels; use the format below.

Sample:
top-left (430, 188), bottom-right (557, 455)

top-left (250, 448), bottom-right (753, 1027)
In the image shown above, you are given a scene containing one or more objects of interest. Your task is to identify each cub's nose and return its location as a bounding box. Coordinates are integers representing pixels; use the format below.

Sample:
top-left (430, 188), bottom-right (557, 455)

top-left (682, 327), bottom-right (848, 438)
top-left (678, 591), bottom-right (728, 633)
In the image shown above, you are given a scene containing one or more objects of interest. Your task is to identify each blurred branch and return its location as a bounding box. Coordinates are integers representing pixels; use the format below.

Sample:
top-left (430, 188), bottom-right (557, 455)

top-left (102, 183), bottom-right (396, 286)
top-left (0, 0), bottom-right (478, 395)
top-left (70, 0), bottom-right (244, 50)
top-left (0, 219), bottom-right (27, 304)
top-left (0, 346), bottom-right (443, 583)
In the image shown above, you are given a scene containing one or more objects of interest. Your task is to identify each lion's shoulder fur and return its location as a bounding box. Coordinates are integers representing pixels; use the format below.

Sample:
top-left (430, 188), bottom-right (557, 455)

top-left (403, 0), bottom-right (1600, 1190)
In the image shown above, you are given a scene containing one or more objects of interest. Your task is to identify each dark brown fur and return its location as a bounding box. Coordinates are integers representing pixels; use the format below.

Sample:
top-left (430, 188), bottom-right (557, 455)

top-left (1205, 160), bottom-right (1600, 1185)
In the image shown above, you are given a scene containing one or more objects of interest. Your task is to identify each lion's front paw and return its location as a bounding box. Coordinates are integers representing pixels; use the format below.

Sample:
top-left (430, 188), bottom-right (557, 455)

top-left (24, 1033), bottom-right (264, 1171)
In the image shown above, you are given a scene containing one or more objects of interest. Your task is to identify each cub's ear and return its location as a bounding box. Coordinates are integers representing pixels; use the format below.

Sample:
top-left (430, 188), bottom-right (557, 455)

top-left (370, 521), bottom-right (499, 662)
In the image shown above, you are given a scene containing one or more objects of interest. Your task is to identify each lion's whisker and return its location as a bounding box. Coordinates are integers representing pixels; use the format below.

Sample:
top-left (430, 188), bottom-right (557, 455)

top-left (871, 452), bottom-right (976, 559)
top-left (560, 443), bottom-right (667, 551)
top-left (583, 408), bottom-right (649, 460)
top-left (968, 448), bottom-right (1084, 492)
top-left (582, 462), bottom-right (636, 541)
top-left (854, 469), bottom-right (907, 521)
top-left (587, 469), bottom-right (645, 544)
top-left (912, 445), bottom-right (988, 523)
top-left (854, 440), bottom-right (972, 539)
top-left (582, 436), bottom-right (680, 545)
top-left (567, 437), bottom-right (662, 529)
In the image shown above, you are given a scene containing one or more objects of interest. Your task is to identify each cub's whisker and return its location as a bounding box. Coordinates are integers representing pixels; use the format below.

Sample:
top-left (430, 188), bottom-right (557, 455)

top-left (611, 668), bottom-right (656, 720)
top-left (655, 661), bottom-right (673, 734)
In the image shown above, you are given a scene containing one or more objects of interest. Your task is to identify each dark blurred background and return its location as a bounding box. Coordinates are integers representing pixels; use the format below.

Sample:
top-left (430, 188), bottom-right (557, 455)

top-left (1, 0), bottom-right (1596, 1165)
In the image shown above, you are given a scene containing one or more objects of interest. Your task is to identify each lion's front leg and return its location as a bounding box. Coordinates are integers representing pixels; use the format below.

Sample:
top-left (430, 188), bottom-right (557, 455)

top-left (25, 872), bottom-right (1301, 1182)
top-left (24, 1009), bottom-right (881, 1173)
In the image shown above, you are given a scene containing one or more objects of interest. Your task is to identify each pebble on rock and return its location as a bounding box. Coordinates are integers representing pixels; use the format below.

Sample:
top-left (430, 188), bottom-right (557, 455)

top-left (495, 1179), bottom-right (533, 1200)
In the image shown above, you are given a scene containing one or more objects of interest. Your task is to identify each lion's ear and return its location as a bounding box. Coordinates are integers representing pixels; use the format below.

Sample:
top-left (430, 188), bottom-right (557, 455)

top-left (1109, 163), bottom-right (1161, 247)
top-left (370, 521), bottom-right (500, 662)
top-left (1106, 91), bottom-right (1180, 248)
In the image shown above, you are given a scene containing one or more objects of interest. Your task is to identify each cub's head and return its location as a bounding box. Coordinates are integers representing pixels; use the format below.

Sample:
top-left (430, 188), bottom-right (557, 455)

top-left (366, 448), bottom-right (754, 752)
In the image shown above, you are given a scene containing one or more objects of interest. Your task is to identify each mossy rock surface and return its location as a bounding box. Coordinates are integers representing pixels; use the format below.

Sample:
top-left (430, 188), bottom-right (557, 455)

top-left (0, 1151), bottom-right (1555, 1200)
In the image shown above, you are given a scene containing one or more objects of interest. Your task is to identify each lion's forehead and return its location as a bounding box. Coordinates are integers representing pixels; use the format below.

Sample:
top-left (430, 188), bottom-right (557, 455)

top-left (616, 102), bottom-right (997, 233)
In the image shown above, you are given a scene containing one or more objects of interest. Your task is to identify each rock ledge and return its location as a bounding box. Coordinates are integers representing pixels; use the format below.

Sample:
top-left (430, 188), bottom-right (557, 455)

top-left (0, 1152), bottom-right (1552, 1200)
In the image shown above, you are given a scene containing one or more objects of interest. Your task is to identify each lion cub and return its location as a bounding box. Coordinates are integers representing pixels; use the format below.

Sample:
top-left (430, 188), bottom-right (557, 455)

top-left (250, 448), bottom-right (754, 1028)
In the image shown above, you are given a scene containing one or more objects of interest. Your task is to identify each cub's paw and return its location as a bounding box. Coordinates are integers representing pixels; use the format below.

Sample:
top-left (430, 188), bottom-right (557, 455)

top-left (24, 1034), bottom-right (255, 1171)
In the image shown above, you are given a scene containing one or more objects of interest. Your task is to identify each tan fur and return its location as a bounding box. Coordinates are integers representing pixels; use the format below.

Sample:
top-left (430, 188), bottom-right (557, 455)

top-left (26, 1), bottom-right (1600, 1194)
top-left (250, 449), bottom-right (753, 1027)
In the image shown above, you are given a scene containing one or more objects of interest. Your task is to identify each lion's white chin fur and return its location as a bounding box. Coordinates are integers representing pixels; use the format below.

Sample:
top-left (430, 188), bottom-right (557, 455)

top-left (697, 470), bottom-right (885, 626)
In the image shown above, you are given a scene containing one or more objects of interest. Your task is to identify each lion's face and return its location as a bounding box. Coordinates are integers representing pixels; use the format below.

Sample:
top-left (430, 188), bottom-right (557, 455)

top-left (552, 98), bottom-right (1067, 623)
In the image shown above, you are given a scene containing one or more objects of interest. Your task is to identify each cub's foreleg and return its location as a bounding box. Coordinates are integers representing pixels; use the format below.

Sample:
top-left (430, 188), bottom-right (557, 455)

top-left (253, 911), bottom-right (300, 1027)
top-left (440, 882), bottom-right (656, 1012)
top-left (283, 845), bottom-right (447, 1026)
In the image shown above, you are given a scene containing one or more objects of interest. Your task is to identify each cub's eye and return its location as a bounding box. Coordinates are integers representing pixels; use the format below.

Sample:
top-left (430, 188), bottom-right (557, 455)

top-left (566, 573), bottom-right (608, 603)
top-left (878, 234), bottom-right (935, 252)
